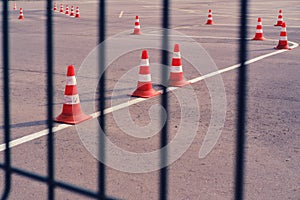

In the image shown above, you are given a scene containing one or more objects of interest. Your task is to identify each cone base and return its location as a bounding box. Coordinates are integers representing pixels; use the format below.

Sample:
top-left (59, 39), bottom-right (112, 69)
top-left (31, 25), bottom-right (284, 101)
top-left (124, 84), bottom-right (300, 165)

top-left (169, 80), bottom-right (190, 87)
top-left (274, 45), bottom-right (291, 50)
top-left (274, 23), bottom-right (283, 26)
top-left (252, 36), bottom-right (266, 40)
top-left (131, 89), bottom-right (161, 98)
top-left (132, 31), bottom-right (142, 35)
top-left (205, 20), bottom-right (213, 25)
top-left (18, 16), bottom-right (24, 20)
top-left (54, 112), bottom-right (92, 125)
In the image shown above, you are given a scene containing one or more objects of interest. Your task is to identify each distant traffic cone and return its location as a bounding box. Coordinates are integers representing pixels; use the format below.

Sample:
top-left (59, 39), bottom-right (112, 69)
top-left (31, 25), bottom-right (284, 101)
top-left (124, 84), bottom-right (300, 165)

top-left (65, 4), bottom-right (69, 15)
top-left (70, 6), bottom-right (75, 17)
top-left (75, 6), bottom-right (80, 18)
top-left (274, 9), bottom-right (283, 26)
top-left (205, 9), bottom-right (213, 25)
top-left (53, 2), bottom-right (57, 12)
top-left (18, 8), bottom-right (24, 20)
top-left (132, 16), bottom-right (142, 35)
top-left (55, 65), bottom-right (92, 125)
top-left (131, 50), bottom-right (161, 98)
top-left (274, 22), bottom-right (291, 50)
top-left (252, 18), bottom-right (265, 40)
top-left (169, 44), bottom-right (190, 87)
top-left (13, 3), bottom-right (17, 11)
top-left (59, 4), bottom-right (64, 13)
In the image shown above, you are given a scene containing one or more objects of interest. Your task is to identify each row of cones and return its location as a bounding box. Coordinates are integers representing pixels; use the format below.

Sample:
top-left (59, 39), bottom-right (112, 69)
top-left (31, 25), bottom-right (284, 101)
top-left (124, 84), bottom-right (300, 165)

top-left (134, 15), bottom-right (291, 50)
top-left (55, 44), bottom-right (188, 125)
top-left (132, 44), bottom-right (189, 97)
top-left (14, 3), bottom-right (80, 19)
top-left (131, 10), bottom-right (213, 30)
top-left (252, 15), bottom-right (291, 50)
top-left (204, 9), bottom-right (286, 26)
top-left (13, 2), bottom-right (24, 20)
top-left (54, 3), bottom-right (80, 18)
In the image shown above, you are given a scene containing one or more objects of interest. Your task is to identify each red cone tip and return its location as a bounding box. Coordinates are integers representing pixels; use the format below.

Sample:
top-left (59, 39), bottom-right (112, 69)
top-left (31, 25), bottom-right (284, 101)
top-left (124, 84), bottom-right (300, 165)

top-left (67, 65), bottom-right (75, 76)
top-left (258, 17), bottom-right (261, 22)
top-left (279, 9), bottom-right (282, 13)
top-left (208, 9), bottom-right (212, 12)
top-left (174, 44), bottom-right (180, 52)
top-left (282, 22), bottom-right (286, 28)
top-left (136, 16), bottom-right (139, 19)
top-left (141, 50), bottom-right (148, 59)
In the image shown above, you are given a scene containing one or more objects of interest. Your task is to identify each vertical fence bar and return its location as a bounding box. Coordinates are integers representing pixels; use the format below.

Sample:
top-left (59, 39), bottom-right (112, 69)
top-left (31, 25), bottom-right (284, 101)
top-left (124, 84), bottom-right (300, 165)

top-left (234, 0), bottom-right (248, 199)
top-left (1, 0), bottom-right (12, 199)
top-left (160, 0), bottom-right (169, 200)
top-left (98, 0), bottom-right (106, 199)
top-left (46, 0), bottom-right (55, 199)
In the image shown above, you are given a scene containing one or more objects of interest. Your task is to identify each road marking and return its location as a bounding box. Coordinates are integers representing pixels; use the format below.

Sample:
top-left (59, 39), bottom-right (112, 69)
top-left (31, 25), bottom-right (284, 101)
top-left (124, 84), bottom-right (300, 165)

top-left (0, 38), bottom-right (298, 152)
top-left (119, 11), bottom-right (124, 18)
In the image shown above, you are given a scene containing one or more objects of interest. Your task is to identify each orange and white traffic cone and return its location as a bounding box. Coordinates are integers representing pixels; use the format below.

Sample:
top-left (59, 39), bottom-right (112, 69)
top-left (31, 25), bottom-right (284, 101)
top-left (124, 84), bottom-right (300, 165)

top-left (252, 17), bottom-right (265, 40)
top-left (13, 3), bottom-right (17, 11)
top-left (169, 44), bottom-right (190, 87)
top-left (75, 6), bottom-right (80, 18)
top-left (53, 2), bottom-right (57, 12)
top-left (65, 4), bottom-right (69, 15)
top-left (274, 22), bottom-right (291, 50)
top-left (205, 9), bottom-right (213, 25)
top-left (59, 4), bottom-right (64, 13)
top-left (132, 16), bottom-right (142, 35)
top-left (18, 8), bottom-right (24, 20)
top-left (131, 50), bottom-right (161, 98)
top-left (55, 65), bottom-right (92, 125)
top-left (274, 9), bottom-right (283, 26)
top-left (70, 6), bottom-right (75, 17)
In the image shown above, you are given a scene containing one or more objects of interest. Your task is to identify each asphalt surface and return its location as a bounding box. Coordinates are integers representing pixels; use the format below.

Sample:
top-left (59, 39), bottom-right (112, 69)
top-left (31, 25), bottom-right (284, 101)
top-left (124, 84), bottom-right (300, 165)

top-left (0, 0), bottom-right (299, 199)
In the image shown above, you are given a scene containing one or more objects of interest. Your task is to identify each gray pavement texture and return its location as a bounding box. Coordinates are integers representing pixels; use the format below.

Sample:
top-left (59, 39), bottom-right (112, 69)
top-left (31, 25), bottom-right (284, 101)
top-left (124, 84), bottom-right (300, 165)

top-left (0, 0), bottom-right (299, 199)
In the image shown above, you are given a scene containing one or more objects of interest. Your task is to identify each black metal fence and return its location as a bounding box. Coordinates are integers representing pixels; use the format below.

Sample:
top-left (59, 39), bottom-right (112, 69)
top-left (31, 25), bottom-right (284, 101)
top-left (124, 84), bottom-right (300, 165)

top-left (0, 0), bottom-right (248, 199)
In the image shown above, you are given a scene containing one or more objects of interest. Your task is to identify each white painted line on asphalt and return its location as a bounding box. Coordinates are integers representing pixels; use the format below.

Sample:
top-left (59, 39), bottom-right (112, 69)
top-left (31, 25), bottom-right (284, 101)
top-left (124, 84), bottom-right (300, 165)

top-left (189, 41), bottom-right (299, 83)
top-left (0, 124), bottom-right (72, 152)
top-left (0, 38), bottom-right (298, 152)
top-left (119, 11), bottom-right (124, 18)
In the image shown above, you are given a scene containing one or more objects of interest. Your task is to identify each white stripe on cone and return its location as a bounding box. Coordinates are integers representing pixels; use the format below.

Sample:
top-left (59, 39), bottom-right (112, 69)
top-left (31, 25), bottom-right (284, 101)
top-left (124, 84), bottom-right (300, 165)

top-left (66, 76), bottom-right (77, 85)
top-left (170, 66), bottom-right (183, 73)
top-left (173, 52), bottom-right (181, 58)
top-left (280, 36), bottom-right (288, 41)
top-left (140, 59), bottom-right (149, 66)
top-left (138, 74), bottom-right (151, 82)
top-left (64, 94), bottom-right (80, 104)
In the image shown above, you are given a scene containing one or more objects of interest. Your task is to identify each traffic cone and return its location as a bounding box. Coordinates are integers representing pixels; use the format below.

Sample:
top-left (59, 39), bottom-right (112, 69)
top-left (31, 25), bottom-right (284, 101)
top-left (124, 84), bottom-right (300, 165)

top-left (75, 6), bottom-right (80, 18)
top-left (18, 8), bottom-right (24, 20)
top-left (55, 65), bottom-right (92, 125)
top-left (252, 17), bottom-right (265, 40)
top-left (169, 44), bottom-right (190, 87)
top-left (205, 9), bottom-right (213, 25)
top-left (274, 22), bottom-right (291, 50)
top-left (131, 50), bottom-right (161, 98)
top-left (65, 4), bottom-right (69, 15)
top-left (132, 16), bottom-right (142, 35)
top-left (53, 2), bottom-right (57, 12)
top-left (59, 4), bottom-right (64, 13)
top-left (70, 6), bottom-right (75, 17)
top-left (274, 9), bottom-right (283, 26)
top-left (13, 3), bottom-right (17, 11)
